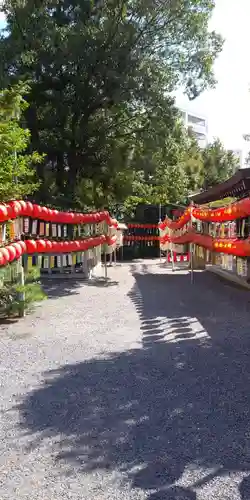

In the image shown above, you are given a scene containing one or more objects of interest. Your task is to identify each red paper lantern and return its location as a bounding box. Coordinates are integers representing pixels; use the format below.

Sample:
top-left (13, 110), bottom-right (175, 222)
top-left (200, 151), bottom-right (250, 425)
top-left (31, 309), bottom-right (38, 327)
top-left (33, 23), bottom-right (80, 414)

top-left (25, 201), bottom-right (34, 217)
top-left (9, 200), bottom-right (22, 217)
top-left (56, 212), bottom-right (65, 224)
top-left (69, 213), bottom-right (77, 224)
top-left (64, 213), bottom-right (72, 224)
top-left (57, 242), bottom-right (64, 252)
top-left (46, 208), bottom-right (52, 220)
top-left (51, 210), bottom-right (58, 222)
top-left (6, 245), bottom-right (16, 262)
top-left (33, 204), bottom-right (43, 219)
top-left (83, 240), bottom-right (89, 251)
top-left (65, 241), bottom-right (73, 252)
top-left (5, 203), bottom-right (15, 219)
top-left (72, 241), bottom-right (80, 251)
top-left (62, 241), bottom-right (70, 252)
top-left (19, 240), bottom-right (27, 252)
top-left (62, 213), bottom-right (69, 224)
top-left (82, 238), bottom-right (89, 249)
top-left (0, 251), bottom-right (7, 266)
top-left (242, 199), bottom-right (250, 215)
top-left (83, 214), bottom-right (91, 224)
top-left (12, 242), bottom-right (23, 259)
top-left (40, 206), bottom-right (49, 220)
top-left (53, 241), bottom-right (62, 253)
top-left (52, 242), bottom-right (58, 253)
top-left (1, 247), bottom-right (10, 263)
top-left (86, 214), bottom-right (92, 224)
top-left (75, 213), bottom-right (81, 224)
top-left (45, 240), bottom-right (53, 252)
top-left (36, 239), bottom-right (47, 253)
top-left (26, 240), bottom-right (37, 254)
top-left (0, 204), bottom-right (8, 221)
top-left (18, 200), bottom-right (27, 215)
top-left (49, 209), bottom-right (57, 221)
top-left (244, 241), bottom-right (250, 256)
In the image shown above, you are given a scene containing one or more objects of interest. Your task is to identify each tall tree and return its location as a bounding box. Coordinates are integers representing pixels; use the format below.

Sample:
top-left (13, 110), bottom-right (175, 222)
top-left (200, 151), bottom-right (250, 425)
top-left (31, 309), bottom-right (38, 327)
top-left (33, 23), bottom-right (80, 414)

top-left (0, 0), bottom-right (223, 207)
top-left (201, 138), bottom-right (239, 190)
top-left (0, 83), bottom-right (43, 202)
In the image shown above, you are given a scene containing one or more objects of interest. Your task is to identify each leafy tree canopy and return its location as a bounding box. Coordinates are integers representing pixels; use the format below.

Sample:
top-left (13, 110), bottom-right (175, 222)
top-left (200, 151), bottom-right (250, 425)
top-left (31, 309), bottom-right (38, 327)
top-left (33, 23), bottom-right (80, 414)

top-left (201, 138), bottom-right (240, 191)
top-left (0, 0), bottom-right (223, 209)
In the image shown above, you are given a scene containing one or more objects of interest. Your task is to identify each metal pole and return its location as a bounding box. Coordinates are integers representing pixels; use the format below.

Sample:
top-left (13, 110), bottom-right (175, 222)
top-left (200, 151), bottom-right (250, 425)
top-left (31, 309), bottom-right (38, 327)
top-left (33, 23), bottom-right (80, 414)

top-left (170, 229), bottom-right (175, 272)
top-left (159, 203), bottom-right (162, 262)
top-left (190, 243), bottom-right (194, 284)
top-left (190, 203), bottom-right (194, 284)
top-left (171, 244), bottom-right (175, 272)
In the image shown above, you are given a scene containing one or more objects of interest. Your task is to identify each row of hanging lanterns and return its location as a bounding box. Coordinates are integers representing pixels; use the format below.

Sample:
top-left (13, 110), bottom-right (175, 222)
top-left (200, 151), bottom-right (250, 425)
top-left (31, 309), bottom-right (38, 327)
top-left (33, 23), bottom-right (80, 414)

top-left (159, 197), bottom-right (250, 231)
top-left (0, 235), bottom-right (116, 267)
top-left (0, 200), bottom-right (118, 226)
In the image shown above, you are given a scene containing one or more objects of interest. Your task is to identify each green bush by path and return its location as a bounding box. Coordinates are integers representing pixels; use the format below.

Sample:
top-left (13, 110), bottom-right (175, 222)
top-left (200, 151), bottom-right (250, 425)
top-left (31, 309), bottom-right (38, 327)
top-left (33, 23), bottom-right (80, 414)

top-left (0, 263), bottom-right (46, 318)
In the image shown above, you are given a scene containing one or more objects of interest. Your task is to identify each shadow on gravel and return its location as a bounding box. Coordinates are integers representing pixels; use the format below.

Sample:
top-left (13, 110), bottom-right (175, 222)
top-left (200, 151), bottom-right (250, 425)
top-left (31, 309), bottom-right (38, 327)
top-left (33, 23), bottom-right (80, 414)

top-left (17, 268), bottom-right (250, 499)
top-left (42, 276), bottom-right (118, 298)
top-left (240, 475), bottom-right (250, 499)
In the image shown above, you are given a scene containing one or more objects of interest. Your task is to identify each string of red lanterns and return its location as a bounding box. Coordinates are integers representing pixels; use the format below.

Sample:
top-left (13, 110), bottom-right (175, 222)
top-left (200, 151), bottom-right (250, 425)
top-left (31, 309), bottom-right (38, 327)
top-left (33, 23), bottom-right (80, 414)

top-left (0, 235), bottom-right (117, 267)
top-left (159, 197), bottom-right (250, 230)
top-left (124, 235), bottom-right (160, 241)
top-left (127, 223), bottom-right (158, 229)
top-left (160, 230), bottom-right (250, 258)
top-left (159, 209), bottom-right (191, 230)
top-left (0, 200), bottom-right (118, 226)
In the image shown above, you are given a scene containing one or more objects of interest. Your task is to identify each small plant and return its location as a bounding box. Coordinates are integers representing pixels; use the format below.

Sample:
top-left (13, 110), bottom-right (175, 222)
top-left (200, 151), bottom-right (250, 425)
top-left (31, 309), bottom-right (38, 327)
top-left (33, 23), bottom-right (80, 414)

top-left (0, 264), bottom-right (46, 318)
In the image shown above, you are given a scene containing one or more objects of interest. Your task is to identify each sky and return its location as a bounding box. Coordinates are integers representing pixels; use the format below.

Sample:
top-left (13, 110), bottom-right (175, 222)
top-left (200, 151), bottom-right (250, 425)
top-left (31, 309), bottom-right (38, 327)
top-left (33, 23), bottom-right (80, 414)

top-left (176, 0), bottom-right (250, 158)
top-left (0, 0), bottom-right (250, 157)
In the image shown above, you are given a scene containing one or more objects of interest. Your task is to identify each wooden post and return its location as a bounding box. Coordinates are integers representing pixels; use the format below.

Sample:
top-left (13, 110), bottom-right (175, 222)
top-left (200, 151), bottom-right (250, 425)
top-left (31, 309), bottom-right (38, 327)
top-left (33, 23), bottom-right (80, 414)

top-left (18, 265), bottom-right (25, 318)
top-left (104, 251), bottom-right (108, 279)
top-left (83, 251), bottom-right (89, 278)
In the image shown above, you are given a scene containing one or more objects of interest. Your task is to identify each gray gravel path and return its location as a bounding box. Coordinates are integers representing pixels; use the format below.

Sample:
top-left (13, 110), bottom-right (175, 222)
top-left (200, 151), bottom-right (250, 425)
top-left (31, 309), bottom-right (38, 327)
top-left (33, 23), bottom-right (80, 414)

top-left (1, 260), bottom-right (250, 500)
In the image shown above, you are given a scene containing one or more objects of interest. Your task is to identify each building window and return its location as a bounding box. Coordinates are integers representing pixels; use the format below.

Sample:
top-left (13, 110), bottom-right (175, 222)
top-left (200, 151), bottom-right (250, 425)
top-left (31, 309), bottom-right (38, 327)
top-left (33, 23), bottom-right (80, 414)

top-left (194, 132), bottom-right (206, 141)
top-left (188, 114), bottom-right (206, 127)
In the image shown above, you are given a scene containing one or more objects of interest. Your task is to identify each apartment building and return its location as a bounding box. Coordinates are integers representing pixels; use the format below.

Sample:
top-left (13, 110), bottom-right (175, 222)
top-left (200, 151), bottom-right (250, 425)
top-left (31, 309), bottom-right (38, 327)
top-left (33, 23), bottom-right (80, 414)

top-left (180, 109), bottom-right (208, 148)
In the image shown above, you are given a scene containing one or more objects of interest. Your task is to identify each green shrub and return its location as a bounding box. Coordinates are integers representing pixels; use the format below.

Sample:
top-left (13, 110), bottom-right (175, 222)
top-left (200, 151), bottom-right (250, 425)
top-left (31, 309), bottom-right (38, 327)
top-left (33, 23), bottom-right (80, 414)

top-left (0, 264), bottom-right (46, 318)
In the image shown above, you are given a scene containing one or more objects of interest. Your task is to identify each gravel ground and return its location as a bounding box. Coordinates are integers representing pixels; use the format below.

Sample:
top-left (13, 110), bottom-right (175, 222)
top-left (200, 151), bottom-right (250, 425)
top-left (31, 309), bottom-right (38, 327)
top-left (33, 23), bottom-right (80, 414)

top-left (1, 260), bottom-right (250, 500)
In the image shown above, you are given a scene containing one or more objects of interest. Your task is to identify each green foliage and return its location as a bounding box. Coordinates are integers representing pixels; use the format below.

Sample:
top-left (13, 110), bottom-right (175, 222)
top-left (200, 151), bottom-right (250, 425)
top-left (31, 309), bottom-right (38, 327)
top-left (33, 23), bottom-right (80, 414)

top-left (0, 263), bottom-right (46, 318)
top-left (0, 0), bottom-right (223, 208)
top-left (208, 197), bottom-right (236, 208)
top-left (201, 139), bottom-right (239, 190)
top-left (181, 131), bottom-right (204, 193)
top-left (0, 83), bottom-right (44, 202)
